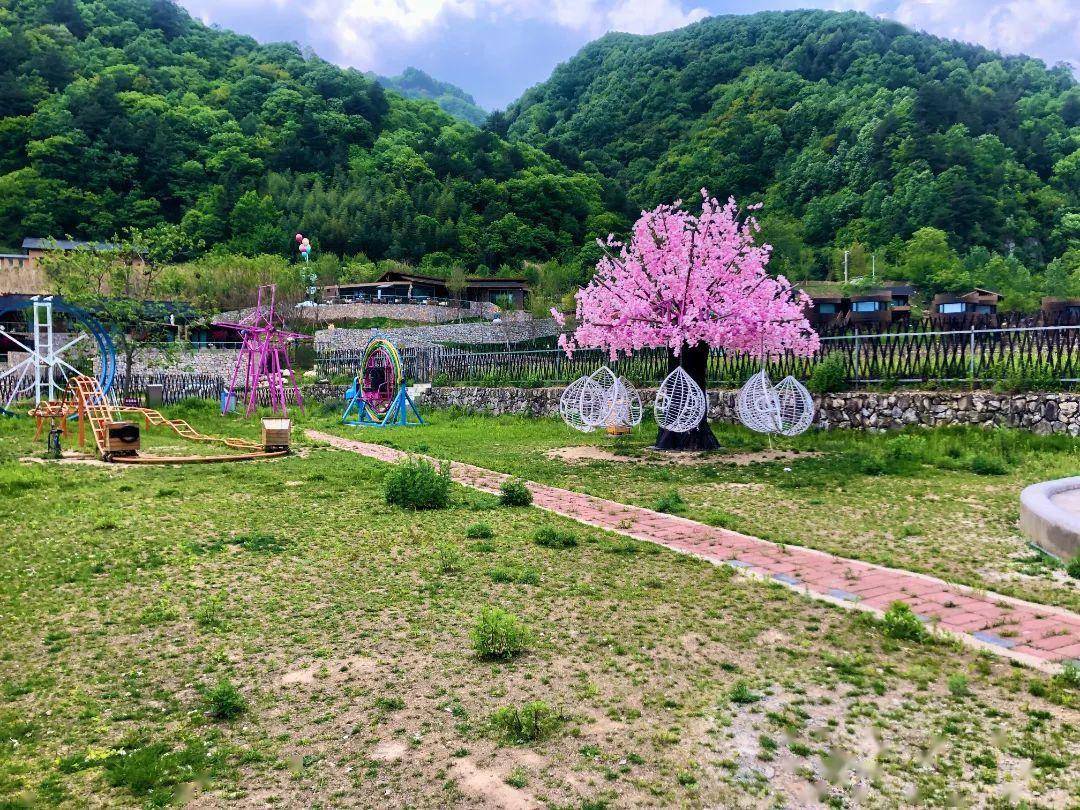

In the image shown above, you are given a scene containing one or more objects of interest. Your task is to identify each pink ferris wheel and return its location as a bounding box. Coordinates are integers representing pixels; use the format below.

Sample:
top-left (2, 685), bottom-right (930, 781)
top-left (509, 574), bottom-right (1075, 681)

top-left (215, 285), bottom-right (309, 417)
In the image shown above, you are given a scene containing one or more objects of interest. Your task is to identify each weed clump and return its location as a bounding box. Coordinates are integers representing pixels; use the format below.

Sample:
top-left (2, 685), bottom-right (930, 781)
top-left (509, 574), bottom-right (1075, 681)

top-left (203, 679), bottom-right (246, 720)
top-left (232, 533), bottom-right (289, 553)
top-left (465, 523), bottom-right (494, 539)
top-left (652, 490), bottom-right (686, 514)
top-left (489, 565), bottom-right (540, 585)
top-left (969, 453), bottom-right (1008, 476)
top-left (490, 701), bottom-right (560, 743)
top-left (533, 526), bottom-right (577, 549)
top-left (728, 680), bottom-right (761, 705)
top-left (499, 479), bottom-right (532, 507)
top-left (102, 735), bottom-right (218, 804)
top-left (882, 601), bottom-right (926, 641)
top-left (384, 457), bottom-right (451, 510)
top-left (473, 607), bottom-right (531, 660)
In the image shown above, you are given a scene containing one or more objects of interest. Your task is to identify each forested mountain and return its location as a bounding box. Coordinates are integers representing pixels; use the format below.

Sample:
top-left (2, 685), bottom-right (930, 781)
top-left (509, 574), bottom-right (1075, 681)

top-left (374, 67), bottom-right (487, 126)
top-left (503, 10), bottom-right (1080, 291)
top-left (0, 0), bottom-right (625, 274)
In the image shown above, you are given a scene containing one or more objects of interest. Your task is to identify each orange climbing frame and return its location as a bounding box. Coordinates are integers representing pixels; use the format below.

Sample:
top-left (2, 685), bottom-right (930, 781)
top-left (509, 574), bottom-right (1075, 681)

top-left (68, 375), bottom-right (286, 464)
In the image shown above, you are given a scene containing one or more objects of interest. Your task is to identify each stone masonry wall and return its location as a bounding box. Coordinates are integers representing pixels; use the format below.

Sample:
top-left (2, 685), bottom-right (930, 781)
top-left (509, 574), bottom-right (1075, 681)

top-left (420, 386), bottom-right (1080, 435)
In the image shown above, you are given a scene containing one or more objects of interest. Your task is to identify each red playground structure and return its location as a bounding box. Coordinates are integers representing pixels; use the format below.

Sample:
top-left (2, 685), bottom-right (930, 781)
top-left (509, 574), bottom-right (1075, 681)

top-left (215, 284), bottom-right (308, 417)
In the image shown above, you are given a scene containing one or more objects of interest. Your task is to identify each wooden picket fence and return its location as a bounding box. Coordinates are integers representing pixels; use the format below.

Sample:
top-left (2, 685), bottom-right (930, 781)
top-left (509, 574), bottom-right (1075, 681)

top-left (313, 325), bottom-right (1080, 388)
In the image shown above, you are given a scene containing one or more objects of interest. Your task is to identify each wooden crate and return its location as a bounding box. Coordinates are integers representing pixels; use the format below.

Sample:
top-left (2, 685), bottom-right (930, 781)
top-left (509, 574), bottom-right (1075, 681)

top-left (104, 421), bottom-right (140, 453)
top-left (261, 418), bottom-right (292, 449)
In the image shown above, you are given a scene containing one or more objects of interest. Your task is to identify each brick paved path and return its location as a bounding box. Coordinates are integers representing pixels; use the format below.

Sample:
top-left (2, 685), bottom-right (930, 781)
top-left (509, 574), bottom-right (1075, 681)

top-left (310, 430), bottom-right (1080, 672)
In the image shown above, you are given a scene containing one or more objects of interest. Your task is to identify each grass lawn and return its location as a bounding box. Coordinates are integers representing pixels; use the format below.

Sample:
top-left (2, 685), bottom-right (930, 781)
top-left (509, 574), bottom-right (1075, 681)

top-left (0, 402), bottom-right (1078, 807)
top-left (311, 407), bottom-right (1080, 614)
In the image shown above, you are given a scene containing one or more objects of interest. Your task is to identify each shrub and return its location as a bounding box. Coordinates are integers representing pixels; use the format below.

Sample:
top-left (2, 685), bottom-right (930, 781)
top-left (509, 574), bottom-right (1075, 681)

top-left (652, 490), bottom-right (686, 514)
top-left (466, 523), bottom-right (494, 539)
top-left (882, 601), bottom-right (926, 641)
top-left (490, 701), bottom-right (560, 743)
top-left (384, 457), bottom-right (451, 510)
top-left (969, 453), bottom-right (1008, 476)
top-left (533, 527), bottom-right (577, 549)
top-left (1066, 556), bottom-right (1080, 580)
top-left (472, 607), bottom-right (531, 660)
top-left (203, 679), bottom-right (246, 720)
top-left (499, 479), bottom-right (532, 507)
top-left (806, 353), bottom-right (847, 394)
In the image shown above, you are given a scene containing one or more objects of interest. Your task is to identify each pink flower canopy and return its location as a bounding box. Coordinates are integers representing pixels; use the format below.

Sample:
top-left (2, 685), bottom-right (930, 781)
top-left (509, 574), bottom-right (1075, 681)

top-left (557, 191), bottom-right (820, 361)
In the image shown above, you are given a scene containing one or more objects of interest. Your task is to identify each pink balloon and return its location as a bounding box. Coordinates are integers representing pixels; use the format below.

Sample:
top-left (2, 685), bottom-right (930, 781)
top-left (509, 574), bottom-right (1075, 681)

top-left (295, 233), bottom-right (303, 242)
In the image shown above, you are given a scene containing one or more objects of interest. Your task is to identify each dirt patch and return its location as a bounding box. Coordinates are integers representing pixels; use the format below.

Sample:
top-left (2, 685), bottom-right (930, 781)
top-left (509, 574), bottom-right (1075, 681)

top-left (450, 758), bottom-right (538, 809)
top-left (279, 655), bottom-right (376, 686)
top-left (371, 740), bottom-right (407, 762)
top-left (19, 451), bottom-right (116, 468)
top-left (546, 445), bottom-right (818, 466)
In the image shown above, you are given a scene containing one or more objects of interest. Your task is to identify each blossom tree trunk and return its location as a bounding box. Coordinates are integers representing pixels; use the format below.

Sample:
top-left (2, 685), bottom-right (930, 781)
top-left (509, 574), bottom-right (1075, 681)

top-left (654, 343), bottom-right (720, 451)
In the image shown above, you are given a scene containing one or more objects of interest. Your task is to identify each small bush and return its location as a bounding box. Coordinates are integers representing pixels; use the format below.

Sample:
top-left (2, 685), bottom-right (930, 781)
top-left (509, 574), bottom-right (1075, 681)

top-left (472, 607), bottom-right (531, 660)
top-left (947, 674), bottom-right (970, 697)
top-left (882, 601), bottom-right (926, 642)
top-left (499, 479), bottom-right (532, 507)
top-left (203, 679), bottom-right (246, 720)
top-left (466, 523), bottom-right (494, 539)
top-left (652, 490), bottom-right (686, 514)
top-left (533, 527), bottom-right (577, 549)
top-left (489, 565), bottom-right (540, 585)
top-left (384, 457), bottom-right (451, 510)
top-left (970, 453), bottom-right (1008, 476)
top-left (806, 353), bottom-right (847, 394)
top-left (1066, 556), bottom-right (1080, 580)
top-left (435, 542), bottom-right (463, 574)
top-left (490, 701), bottom-right (560, 743)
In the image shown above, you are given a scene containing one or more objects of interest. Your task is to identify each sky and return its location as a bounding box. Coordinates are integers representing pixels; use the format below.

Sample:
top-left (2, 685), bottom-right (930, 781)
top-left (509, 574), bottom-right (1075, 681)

top-left (175, 0), bottom-right (1080, 110)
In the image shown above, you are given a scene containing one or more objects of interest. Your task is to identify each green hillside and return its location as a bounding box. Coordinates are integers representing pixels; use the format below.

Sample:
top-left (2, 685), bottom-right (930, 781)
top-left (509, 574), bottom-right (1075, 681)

top-left (0, 0), bottom-right (623, 272)
top-left (375, 66), bottom-right (487, 126)
top-left (503, 10), bottom-right (1080, 291)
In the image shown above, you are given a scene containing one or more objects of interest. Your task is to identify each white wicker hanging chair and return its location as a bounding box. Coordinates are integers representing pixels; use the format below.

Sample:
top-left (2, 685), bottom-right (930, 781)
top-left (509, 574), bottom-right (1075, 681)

top-left (655, 366), bottom-right (707, 433)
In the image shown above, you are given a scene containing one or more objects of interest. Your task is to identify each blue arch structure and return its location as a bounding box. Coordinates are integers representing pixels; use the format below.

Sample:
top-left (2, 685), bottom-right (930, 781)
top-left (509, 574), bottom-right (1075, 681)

top-left (0, 294), bottom-right (116, 415)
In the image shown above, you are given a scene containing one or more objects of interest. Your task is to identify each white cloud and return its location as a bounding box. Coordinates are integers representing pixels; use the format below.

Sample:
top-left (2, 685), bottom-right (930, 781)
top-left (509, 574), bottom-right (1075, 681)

top-left (833, 0), bottom-right (1080, 69)
top-left (207, 0), bottom-right (712, 67)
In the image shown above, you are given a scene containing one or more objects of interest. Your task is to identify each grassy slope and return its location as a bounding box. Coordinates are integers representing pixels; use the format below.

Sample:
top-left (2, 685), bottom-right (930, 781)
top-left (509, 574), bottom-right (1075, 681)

top-left (0, 404), bottom-right (1077, 807)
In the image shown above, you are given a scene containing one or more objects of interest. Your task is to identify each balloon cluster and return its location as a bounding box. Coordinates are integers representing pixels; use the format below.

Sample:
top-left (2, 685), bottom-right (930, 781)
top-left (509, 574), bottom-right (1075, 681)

top-left (295, 232), bottom-right (312, 262)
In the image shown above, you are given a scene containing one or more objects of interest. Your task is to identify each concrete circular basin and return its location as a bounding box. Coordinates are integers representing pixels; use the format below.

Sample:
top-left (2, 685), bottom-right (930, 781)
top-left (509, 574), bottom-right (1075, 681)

top-left (1020, 477), bottom-right (1080, 562)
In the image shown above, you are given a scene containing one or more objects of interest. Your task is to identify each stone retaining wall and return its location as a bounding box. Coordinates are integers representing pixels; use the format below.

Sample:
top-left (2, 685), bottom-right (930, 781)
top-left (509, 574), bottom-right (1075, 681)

top-left (420, 386), bottom-right (1080, 434)
top-left (100, 348), bottom-right (236, 378)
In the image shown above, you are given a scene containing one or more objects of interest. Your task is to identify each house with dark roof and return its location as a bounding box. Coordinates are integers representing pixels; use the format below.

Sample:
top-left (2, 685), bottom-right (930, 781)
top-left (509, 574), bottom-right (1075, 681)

top-left (930, 288), bottom-right (1002, 325)
top-left (21, 238), bottom-right (144, 267)
top-left (325, 270), bottom-right (530, 309)
top-left (799, 281), bottom-right (915, 329)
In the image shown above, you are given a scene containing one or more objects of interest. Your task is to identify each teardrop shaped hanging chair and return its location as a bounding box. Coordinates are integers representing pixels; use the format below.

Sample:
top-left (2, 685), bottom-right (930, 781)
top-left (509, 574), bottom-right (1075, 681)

top-left (604, 376), bottom-right (643, 430)
top-left (559, 374), bottom-right (607, 433)
top-left (736, 369), bottom-right (783, 434)
top-left (772, 375), bottom-right (815, 436)
top-left (654, 366), bottom-right (707, 434)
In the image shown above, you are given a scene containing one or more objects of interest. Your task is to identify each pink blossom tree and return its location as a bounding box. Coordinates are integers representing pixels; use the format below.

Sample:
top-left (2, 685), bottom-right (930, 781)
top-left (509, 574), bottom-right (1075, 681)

top-left (555, 191), bottom-right (820, 451)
